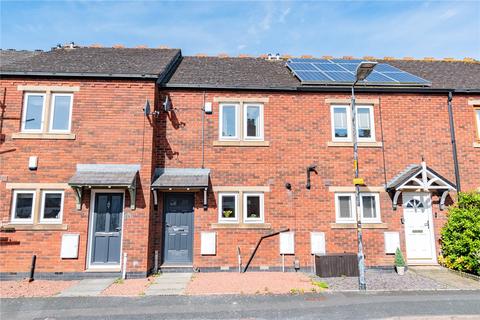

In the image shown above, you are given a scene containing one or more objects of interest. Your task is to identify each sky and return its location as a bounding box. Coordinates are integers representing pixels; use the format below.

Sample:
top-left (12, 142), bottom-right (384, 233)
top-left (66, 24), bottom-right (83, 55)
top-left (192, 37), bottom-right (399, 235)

top-left (1, 0), bottom-right (479, 59)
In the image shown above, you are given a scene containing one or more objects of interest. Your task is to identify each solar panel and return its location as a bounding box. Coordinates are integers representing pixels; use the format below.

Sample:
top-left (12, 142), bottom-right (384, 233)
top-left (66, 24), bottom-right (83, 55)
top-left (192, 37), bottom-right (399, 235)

top-left (286, 59), bottom-right (431, 86)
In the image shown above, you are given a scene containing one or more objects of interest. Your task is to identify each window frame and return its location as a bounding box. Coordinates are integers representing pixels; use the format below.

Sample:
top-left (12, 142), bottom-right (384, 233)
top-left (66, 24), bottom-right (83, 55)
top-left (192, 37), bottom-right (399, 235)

top-left (356, 105), bottom-right (376, 142)
top-left (334, 192), bottom-right (381, 223)
top-left (360, 193), bottom-right (381, 223)
top-left (21, 93), bottom-right (46, 133)
top-left (219, 103), bottom-right (240, 141)
top-left (474, 107), bottom-right (480, 140)
top-left (39, 190), bottom-right (64, 224)
top-left (243, 103), bottom-right (264, 141)
top-left (243, 192), bottom-right (264, 223)
top-left (49, 93), bottom-right (73, 133)
top-left (218, 192), bottom-right (239, 223)
top-left (335, 193), bottom-right (355, 223)
top-left (331, 105), bottom-right (352, 142)
top-left (10, 190), bottom-right (36, 224)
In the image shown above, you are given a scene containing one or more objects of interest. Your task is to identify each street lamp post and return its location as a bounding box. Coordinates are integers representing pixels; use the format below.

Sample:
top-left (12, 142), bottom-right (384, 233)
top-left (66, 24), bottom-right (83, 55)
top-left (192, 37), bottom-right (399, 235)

top-left (351, 61), bottom-right (377, 291)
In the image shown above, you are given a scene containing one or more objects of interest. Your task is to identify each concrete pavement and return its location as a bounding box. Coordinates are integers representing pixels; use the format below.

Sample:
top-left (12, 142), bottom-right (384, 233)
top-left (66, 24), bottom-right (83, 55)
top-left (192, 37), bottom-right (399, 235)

top-left (144, 273), bottom-right (192, 295)
top-left (2, 290), bottom-right (480, 320)
top-left (57, 278), bottom-right (116, 297)
top-left (410, 266), bottom-right (480, 290)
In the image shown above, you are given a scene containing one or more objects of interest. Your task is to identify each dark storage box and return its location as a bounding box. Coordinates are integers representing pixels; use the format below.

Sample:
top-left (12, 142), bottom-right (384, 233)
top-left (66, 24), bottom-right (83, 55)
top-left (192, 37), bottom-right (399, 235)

top-left (315, 253), bottom-right (359, 277)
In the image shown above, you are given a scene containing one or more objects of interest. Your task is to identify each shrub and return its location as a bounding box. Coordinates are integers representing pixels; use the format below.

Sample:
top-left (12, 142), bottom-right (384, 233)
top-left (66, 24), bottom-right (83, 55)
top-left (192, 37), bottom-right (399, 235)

top-left (394, 248), bottom-right (405, 267)
top-left (441, 192), bottom-right (480, 275)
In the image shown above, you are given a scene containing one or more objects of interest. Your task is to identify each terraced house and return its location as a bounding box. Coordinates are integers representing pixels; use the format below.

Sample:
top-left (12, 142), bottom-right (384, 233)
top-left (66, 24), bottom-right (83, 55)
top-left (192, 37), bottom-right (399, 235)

top-left (0, 45), bottom-right (479, 279)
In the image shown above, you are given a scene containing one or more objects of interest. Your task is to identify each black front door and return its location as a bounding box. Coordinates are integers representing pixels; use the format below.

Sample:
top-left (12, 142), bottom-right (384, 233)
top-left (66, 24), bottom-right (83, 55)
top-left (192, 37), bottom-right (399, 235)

top-left (163, 193), bottom-right (194, 264)
top-left (91, 193), bottom-right (123, 265)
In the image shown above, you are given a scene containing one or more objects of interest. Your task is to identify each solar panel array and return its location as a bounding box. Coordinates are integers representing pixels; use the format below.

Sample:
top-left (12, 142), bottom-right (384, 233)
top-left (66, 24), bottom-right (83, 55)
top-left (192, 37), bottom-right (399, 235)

top-left (287, 59), bottom-right (431, 86)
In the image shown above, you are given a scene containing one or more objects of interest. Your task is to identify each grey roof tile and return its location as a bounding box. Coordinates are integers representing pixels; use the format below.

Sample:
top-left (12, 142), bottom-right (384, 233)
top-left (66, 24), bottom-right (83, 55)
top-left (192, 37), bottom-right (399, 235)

top-left (166, 56), bottom-right (299, 89)
top-left (0, 49), bottom-right (42, 68)
top-left (1, 47), bottom-right (181, 79)
top-left (152, 168), bottom-right (210, 188)
top-left (386, 164), bottom-right (421, 190)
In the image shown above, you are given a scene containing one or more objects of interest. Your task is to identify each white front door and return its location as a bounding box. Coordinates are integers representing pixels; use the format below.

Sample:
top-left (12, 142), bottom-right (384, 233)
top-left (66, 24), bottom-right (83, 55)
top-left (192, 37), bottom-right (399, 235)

top-left (403, 193), bottom-right (436, 264)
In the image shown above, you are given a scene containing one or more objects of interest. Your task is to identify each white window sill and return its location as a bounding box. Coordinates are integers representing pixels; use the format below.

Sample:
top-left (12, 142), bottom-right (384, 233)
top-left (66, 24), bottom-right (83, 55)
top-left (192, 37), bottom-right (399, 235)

top-left (473, 142), bottom-right (480, 148)
top-left (12, 132), bottom-right (76, 140)
top-left (213, 140), bottom-right (270, 147)
top-left (327, 141), bottom-right (383, 148)
top-left (330, 222), bottom-right (387, 229)
top-left (1, 224), bottom-right (68, 231)
top-left (211, 223), bottom-right (271, 229)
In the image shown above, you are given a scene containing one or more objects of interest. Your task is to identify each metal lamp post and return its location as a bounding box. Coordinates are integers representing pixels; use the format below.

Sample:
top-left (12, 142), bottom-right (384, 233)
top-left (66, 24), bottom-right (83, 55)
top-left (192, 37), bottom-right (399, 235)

top-left (351, 61), bottom-right (377, 291)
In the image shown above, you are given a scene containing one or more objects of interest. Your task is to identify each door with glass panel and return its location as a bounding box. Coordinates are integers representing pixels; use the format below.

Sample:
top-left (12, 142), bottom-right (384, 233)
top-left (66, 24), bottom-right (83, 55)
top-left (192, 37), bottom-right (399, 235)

top-left (90, 193), bottom-right (123, 266)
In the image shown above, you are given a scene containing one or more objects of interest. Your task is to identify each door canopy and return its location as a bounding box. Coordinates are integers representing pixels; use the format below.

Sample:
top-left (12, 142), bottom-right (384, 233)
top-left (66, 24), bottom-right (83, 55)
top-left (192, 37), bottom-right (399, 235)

top-left (386, 161), bottom-right (456, 210)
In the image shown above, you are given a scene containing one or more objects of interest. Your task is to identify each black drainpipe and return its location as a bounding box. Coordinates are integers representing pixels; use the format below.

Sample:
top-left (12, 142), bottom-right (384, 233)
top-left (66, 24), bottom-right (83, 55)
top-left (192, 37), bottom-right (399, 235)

top-left (447, 91), bottom-right (461, 192)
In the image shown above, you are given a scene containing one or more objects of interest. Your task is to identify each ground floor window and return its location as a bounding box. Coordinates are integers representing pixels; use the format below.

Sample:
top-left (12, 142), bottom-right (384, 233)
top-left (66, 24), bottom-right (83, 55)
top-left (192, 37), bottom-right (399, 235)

top-left (335, 193), bottom-right (381, 223)
top-left (11, 190), bottom-right (35, 223)
top-left (10, 188), bottom-right (65, 225)
top-left (218, 193), bottom-right (238, 223)
top-left (243, 193), bottom-right (264, 223)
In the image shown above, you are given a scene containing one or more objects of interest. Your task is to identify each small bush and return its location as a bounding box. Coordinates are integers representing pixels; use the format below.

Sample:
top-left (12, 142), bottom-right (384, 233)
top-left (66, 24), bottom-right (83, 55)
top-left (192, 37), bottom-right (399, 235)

top-left (441, 192), bottom-right (480, 276)
top-left (394, 248), bottom-right (406, 267)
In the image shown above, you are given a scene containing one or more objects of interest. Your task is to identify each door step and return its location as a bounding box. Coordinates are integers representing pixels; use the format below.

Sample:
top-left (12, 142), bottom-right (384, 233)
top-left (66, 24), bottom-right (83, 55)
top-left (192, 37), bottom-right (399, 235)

top-left (158, 265), bottom-right (194, 273)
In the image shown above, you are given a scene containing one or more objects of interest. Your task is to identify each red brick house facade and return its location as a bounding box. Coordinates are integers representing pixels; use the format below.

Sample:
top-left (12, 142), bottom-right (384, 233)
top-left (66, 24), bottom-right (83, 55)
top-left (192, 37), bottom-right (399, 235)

top-left (1, 47), bottom-right (479, 278)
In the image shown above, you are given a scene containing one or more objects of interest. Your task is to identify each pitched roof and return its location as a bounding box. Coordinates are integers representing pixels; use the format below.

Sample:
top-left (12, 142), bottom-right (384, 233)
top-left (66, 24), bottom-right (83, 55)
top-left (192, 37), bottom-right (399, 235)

top-left (166, 56), bottom-right (299, 90)
top-left (1, 47), bottom-right (181, 79)
top-left (166, 56), bottom-right (480, 91)
top-left (0, 49), bottom-right (42, 67)
top-left (378, 60), bottom-right (480, 90)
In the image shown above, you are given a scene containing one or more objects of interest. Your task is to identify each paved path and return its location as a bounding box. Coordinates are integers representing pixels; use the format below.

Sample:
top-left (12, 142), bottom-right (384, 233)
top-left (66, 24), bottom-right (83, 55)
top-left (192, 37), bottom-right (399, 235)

top-left (145, 273), bottom-right (192, 295)
top-left (2, 290), bottom-right (480, 320)
top-left (410, 266), bottom-right (480, 290)
top-left (57, 278), bottom-right (116, 297)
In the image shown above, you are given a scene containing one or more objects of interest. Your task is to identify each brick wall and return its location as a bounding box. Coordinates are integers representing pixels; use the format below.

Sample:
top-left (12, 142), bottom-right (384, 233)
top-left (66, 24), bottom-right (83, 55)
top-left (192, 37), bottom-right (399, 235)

top-left (155, 90), bottom-right (480, 269)
top-left (0, 77), bottom-right (156, 274)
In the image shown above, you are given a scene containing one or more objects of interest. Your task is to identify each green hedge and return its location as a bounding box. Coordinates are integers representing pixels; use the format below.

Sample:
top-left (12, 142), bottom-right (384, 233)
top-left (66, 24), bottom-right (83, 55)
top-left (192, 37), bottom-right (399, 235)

top-left (440, 192), bottom-right (480, 275)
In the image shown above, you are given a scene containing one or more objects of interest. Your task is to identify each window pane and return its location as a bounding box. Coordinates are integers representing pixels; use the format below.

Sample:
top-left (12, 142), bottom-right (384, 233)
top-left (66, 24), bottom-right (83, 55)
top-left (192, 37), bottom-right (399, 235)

top-left (43, 193), bottom-right (62, 219)
top-left (24, 95), bottom-right (44, 130)
top-left (476, 109), bottom-right (480, 136)
top-left (221, 195), bottom-right (236, 218)
top-left (246, 195), bottom-right (260, 219)
top-left (246, 106), bottom-right (260, 137)
top-left (52, 96), bottom-right (71, 131)
top-left (362, 196), bottom-right (376, 218)
top-left (357, 108), bottom-right (371, 138)
top-left (222, 105), bottom-right (236, 137)
top-left (333, 107), bottom-right (348, 138)
top-left (338, 196), bottom-right (352, 218)
top-left (15, 193), bottom-right (34, 219)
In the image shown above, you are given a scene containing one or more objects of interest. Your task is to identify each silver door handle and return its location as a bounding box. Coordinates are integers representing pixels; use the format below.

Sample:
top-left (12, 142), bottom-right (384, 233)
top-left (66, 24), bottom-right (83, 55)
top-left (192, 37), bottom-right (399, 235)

top-left (424, 221), bottom-right (430, 229)
top-left (115, 227), bottom-right (122, 231)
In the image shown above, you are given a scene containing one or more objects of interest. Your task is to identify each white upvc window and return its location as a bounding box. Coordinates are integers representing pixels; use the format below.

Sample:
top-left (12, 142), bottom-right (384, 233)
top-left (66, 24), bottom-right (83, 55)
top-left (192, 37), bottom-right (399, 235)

top-left (475, 108), bottom-right (480, 139)
top-left (356, 105), bottom-right (375, 142)
top-left (335, 193), bottom-right (381, 223)
top-left (10, 190), bottom-right (36, 224)
top-left (21, 93), bottom-right (46, 132)
top-left (330, 104), bottom-right (375, 142)
top-left (219, 103), bottom-right (240, 140)
top-left (243, 192), bottom-right (264, 223)
top-left (359, 193), bottom-right (381, 223)
top-left (243, 104), bottom-right (264, 140)
top-left (218, 193), bottom-right (239, 223)
top-left (39, 190), bottom-right (64, 224)
top-left (331, 105), bottom-right (352, 141)
top-left (49, 94), bottom-right (73, 133)
top-left (335, 193), bottom-right (355, 223)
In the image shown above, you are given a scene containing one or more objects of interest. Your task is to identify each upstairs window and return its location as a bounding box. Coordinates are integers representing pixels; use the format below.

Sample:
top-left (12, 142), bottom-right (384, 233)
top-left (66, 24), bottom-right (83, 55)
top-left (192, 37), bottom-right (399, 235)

top-left (475, 108), bottom-right (480, 139)
top-left (244, 104), bottom-right (264, 140)
top-left (49, 94), bottom-right (73, 133)
top-left (21, 92), bottom-right (73, 134)
top-left (331, 105), bottom-right (375, 142)
top-left (219, 104), bottom-right (239, 140)
top-left (22, 93), bottom-right (46, 132)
